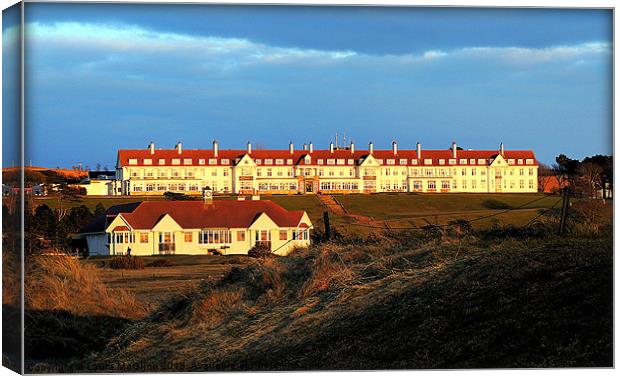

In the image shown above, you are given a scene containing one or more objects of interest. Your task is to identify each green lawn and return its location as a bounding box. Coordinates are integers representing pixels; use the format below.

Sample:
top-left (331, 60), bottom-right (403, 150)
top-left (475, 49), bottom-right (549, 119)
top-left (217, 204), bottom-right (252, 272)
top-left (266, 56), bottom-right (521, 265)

top-left (34, 192), bottom-right (562, 232)
top-left (334, 193), bottom-right (561, 220)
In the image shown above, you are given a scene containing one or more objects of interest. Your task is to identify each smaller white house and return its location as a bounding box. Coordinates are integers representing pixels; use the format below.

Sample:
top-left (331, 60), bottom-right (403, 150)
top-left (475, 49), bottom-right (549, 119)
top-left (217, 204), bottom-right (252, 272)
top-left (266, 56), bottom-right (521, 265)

top-left (78, 198), bottom-right (312, 256)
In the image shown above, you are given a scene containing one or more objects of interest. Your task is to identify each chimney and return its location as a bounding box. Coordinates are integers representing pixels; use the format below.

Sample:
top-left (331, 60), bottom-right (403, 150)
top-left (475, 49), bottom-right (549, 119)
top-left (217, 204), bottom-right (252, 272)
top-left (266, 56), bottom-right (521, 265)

top-left (452, 141), bottom-right (457, 159)
top-left (303, 143), bottom-right (308, 151)
top-left (392, 141), bottom-right (398, 155)
top-left (416, 142), bottom-right (422, 159)
top-left (289, 141), bottom-right (294, 154)
top-left (247, 141), bottom-right (252, 154)
top-left (175, 141), bottom-right (182, 154)
top-left (500, 142), bottom-right (505, 156)
top-left (329, 142), bottom-right (334, 153)
top-left (350, 141), bottom-right (355, 154)
top-left (213, 140), bottom-right (219, 157)
top-left (309, 142), bottom-right (314, 153)
top-left (202, 186), bottom-right (213, 204)
top-left (369, 142), bottom-right (374, 154)
top-left (148, 141), bottom-right (155, 155)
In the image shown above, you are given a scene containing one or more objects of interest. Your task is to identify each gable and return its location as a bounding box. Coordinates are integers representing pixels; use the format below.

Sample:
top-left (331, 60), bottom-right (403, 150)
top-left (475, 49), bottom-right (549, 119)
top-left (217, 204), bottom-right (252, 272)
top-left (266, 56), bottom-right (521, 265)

top-left (151, 214), bottom-right (184, 232)
top-left (105, 214), bottom-right (132, 233)
top-left (490, 154), bottom-right (507, 167)
top-left (358, 154), bottom-right (381, 167)
top-left (249, 212), bottom-right (279, 230)
top-left (236, 154), bottom-right (257, 167)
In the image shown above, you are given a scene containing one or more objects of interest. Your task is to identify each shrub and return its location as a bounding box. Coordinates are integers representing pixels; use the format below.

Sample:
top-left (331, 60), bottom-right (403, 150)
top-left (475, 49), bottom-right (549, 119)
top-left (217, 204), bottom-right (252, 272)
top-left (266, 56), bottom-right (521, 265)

top-left (248, 243), bottom-right (273, 259)
top-left (109, 255), bottom-right (145, 270)
top-left (482, 199), bottom-right (513, 210)
top-left (146, 259), bottom-right (173, 268)
top-left (447, 219), bottom-right (474, 237)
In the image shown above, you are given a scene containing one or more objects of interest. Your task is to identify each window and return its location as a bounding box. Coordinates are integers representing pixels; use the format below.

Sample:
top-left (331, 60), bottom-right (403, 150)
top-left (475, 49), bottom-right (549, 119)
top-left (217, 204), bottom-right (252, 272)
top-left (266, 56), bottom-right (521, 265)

top-left (221, 159), bottom-right (230, 165)
top-left (128, 159), bottom-right (138, 165)
top-left (520, 180), bottom-right (525, 189)
top-left (157, 184), bottom-right (166, 191)
top-left (428, 181), bottom-right (436, 190)
top-left (411, 159), bottom-right (418, 165)
top-left (279, 230), bottom-right (288, 240)
top-left (439, 159), bottom-right (445, 165)
top-left (266, 168), bottom-right (272, 177)
top-left (211, 170), bottom-right (217, 177)
top-left (399, 159), bottom-right (408, 165)
top-left (159, 159), bottom-right (166, 165)
top-left (413, 181), bottom-right (422, 190)
top-left (265, 159), bottom-right (273, 165)
top-left (237, 231), bottom-right (246, 242)
top-left (529, 168), bottom-right (534, 176)
top-left (519, 168), bottom-right (524, 176)
top-left (199, 159), bottom-right (205, 165)
top-left (460, 159), bottom-right (467, 165)
top-left (255, 230), bottom-right (271, 242)
top-left (146, 184), bottom-right (154, 192)
top-left (472, 169), bottom-right (477, 176)
top-left (449, 159), bottom-right (456, 165)
top-left (199, 229), bottom-right (232, 244)
top-left (133, 186), bottom-right (143, 192)
top-left (182, 158), bottom-right (191, 165)
top-left (348, 159), bottom-right (354, 165)
top-left (172, 158), bottom-right (180, 165)
top-left (318, 159), bottom-right (324, 165)
top-left (526, 159), bottom-right (534, 165)
top-left (275, 159), bottom-right (284, 165)
top-left (472, 180), bottom-right (477, 189)
top-left (462, 180), bottom-right (467, 189)
top-left (144, 159), bottom-right (152, 165)
top-left (327, 159), bottom-right (335, 165)
top-left (529, 179), bottom-right (535, 189)
top-left (140, 232), bottom-right (149, 243)
top-left (159, 232), bottom-right (175, 243)
top-left (184, 232), bottom-right (193, 242)
top-left (386, 159), bottom-right (395, 165)
top-left (424, 159), bottom-right (432, 165)
top-left (208, 158), bottom-right (217, 165)
top-left (286, 159), bottom-right (293, 165)
top-left (441, 180), bottom-right (450, 189)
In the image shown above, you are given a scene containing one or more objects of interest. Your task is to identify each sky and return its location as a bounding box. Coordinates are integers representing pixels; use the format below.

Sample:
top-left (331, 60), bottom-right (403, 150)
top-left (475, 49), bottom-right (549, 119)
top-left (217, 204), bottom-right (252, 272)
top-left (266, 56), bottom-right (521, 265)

top-left (2, 4), bottom-right (613, 168)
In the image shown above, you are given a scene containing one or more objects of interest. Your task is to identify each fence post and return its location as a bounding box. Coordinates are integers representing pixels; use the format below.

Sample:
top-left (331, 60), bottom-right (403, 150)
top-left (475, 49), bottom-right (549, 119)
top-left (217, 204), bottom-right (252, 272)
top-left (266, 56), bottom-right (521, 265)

top-left (323, 211), bottom-right (331, 241)
top-left (558, 188), bottom-right (570, 235)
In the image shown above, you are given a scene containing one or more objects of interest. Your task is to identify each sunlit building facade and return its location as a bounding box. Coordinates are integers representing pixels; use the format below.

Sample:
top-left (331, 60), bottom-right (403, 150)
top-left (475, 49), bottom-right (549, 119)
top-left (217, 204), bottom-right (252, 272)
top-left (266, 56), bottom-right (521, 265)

top-left (116, 141), bottom-right (539, 195)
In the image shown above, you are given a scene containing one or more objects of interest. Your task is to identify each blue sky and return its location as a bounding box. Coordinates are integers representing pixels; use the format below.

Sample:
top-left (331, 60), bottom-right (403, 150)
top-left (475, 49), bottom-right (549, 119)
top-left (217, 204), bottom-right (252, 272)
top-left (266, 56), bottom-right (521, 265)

top-left (2, 4), bottom-right (613, 168)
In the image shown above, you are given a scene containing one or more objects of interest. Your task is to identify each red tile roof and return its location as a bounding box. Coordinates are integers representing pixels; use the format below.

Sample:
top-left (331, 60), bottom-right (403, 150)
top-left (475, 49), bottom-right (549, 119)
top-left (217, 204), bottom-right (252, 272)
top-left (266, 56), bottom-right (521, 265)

top-left (117, 148), bottom-right (538, 167)
top-left (81, 200), bottom-right (307, 233)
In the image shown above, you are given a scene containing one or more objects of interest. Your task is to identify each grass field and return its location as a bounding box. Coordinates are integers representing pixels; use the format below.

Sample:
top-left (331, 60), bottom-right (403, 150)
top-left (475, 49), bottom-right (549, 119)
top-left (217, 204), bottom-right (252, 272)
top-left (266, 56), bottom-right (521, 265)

top-left (84, 255), bottom-right (254, 310)
top-left (33, 192), bottom-right (563, 232)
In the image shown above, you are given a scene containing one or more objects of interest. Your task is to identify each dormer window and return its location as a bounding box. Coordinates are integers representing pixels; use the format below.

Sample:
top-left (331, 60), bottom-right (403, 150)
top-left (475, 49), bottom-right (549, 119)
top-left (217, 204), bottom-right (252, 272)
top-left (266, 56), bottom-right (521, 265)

top-left (459, 159), bottom-right (467, 164)
top-left (439, 159), bottom-right (445, 165)
top-left (198, 159), bottom-right (205, 165)
top-left (172, 159), bottom-right (180, 165)
top-left (337, 159), bottom-right (345, 165)
top-left (399, 159), bottom-right (407, 165)
top-left (275, 159), bottom-right (284, 165)
top-left (424, 159), bottom-right (432, 165)
top-left (159, 159), bottom-right (166, 165)
top-left (143, 159), bottom-right (152, 165)
top-left (387, 159), bottom-right (395, 165)
top-left (286, 159), bottom-right (293, 165)
top-left (265, 159), bottom-right (273, 165)
top-left (348, 159), bottom-right (354, 165)
top-left (526, 159), bottom-right (534, 165)
top-left (208, 158), bottom-right (217, 165)
top-left (183, 158), bottom-right (192, 165)
top-left (318, 160), bottom-right (324, 165)
top-left (477, 159), bottom-right (485, 164)
top-left (128, 159), bottom-right (138, 165)
top-left (411, 159), bottom-right (418, 165)
top-left (221, 159), bottom-right (230, 165)
top-left (327, 159), bottom-right (335, 165)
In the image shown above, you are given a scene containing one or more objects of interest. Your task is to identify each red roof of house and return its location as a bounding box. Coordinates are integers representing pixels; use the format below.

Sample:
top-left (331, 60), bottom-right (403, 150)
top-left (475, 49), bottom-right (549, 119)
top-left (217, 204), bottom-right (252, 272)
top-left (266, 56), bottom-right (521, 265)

top-left (117, 147), bottom-right (538, 167)
top-left (80, 200), bottom-right (307, 233)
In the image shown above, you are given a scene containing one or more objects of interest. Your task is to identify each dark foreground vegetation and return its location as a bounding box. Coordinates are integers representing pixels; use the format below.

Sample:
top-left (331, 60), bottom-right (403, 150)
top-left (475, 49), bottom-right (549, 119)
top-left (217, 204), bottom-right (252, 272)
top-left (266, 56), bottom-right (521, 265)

top-left (13, 198), bottom-right (612, 372)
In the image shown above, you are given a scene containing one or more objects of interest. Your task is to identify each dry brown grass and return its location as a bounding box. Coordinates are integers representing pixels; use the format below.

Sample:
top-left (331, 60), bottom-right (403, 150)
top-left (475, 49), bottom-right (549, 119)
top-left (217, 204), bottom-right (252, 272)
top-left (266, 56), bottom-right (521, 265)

top-left (26, 255), bottom-right (147, 319)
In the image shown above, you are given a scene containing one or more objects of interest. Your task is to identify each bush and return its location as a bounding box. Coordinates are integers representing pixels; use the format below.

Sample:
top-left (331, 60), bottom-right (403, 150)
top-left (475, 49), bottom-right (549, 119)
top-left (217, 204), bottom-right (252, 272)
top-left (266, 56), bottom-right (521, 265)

top-left (482, 199), bottom-right (513, 210)
top-left (109, 255), bottom-right (145, 270)
top-left (146, 259), bottom-right (173, 268)
top-left (248, 243), bottom-right (273, 259)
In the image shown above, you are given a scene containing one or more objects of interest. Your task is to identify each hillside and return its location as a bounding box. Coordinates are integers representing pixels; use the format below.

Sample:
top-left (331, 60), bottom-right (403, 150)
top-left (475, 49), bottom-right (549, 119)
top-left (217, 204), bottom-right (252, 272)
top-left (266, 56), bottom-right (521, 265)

top-left (88, 232), bottom-right (612, 371)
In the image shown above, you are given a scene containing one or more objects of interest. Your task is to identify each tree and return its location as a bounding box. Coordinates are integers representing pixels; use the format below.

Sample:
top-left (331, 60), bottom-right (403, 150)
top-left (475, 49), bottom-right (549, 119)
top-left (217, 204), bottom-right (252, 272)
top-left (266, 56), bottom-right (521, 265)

top-left (553, 154), bottom-right (581, 190)
top-left (577, 162), bottom-right (603, 198)
top-left (582, 155), bottom-right (613, 198)
top-left (94, 202), bottom-right (106, 216)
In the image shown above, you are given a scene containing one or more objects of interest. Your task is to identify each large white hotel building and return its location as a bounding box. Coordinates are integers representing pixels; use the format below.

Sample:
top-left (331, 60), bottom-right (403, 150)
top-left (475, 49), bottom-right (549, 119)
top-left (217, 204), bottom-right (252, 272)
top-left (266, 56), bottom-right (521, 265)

top-left (115, 141), bottom-right (539, 195)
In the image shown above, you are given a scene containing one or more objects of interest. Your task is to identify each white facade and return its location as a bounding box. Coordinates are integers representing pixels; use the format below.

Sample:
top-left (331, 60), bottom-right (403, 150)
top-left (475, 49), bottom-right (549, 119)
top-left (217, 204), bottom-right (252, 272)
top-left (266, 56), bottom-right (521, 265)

top-left (115, 141), bottom-right (539, 195)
